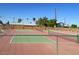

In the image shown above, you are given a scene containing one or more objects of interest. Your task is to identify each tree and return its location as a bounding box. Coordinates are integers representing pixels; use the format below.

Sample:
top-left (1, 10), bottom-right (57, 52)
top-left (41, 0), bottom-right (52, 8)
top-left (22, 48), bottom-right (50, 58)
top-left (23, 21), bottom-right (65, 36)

top-left (71, 24), bottom-right (77, 28)
top-left (0, 20), bottom-right (3, 25)
top-left (42, 16), bottom-right (48, 27)
top-left (0, 20), bottom-right (7, 29)
top-left (48, 19), bottom-right (57, 27)
top-left (6, 21), bottom-right (10, 25)
top-left (36, 16), bottom-right (48, 27)
top-left (33, 18), bottom-right (36, 21)
top-left (36, 17), bottom-right (57, 27)
top-left (18, 18), bottom-right (22, 23)
top-left (36, 18), bottom-right (43, 26)
top-left (26, 18), bottom-right (29, 21)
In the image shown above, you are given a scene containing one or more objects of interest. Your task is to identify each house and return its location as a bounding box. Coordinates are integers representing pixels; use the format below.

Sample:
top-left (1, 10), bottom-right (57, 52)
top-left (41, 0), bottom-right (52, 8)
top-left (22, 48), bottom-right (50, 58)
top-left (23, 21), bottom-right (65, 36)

top-left (57, 22), bottom-right (64, 27)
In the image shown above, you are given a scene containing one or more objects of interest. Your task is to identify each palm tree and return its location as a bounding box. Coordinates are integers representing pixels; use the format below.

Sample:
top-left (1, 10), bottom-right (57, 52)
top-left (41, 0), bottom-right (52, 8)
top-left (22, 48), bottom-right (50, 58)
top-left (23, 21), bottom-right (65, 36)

top-left (33, 18), bottom-right (36, 22)
top-left (18, 18), bottom-right (22, 23)
top-left (26, 18), bottom-right (29, 21)
top-left (6, 21), bottom-right (10, 25)
top-left (0, 20), bottom-right (3, 25)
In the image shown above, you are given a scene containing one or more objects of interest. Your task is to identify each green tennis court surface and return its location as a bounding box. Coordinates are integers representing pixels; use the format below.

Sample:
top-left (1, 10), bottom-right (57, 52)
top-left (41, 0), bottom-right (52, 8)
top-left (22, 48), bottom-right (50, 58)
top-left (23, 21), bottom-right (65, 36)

top-left (11, 29), bottom-right (79, 44)
top-left (11, 36), bottom-right (56, 44)
top-left (11, 29), bottom-right (56, 44)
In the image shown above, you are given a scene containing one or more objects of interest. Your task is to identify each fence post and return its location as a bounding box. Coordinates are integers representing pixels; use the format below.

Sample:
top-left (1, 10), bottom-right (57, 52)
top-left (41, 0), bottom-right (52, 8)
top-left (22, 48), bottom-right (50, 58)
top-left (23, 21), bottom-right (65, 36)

top-left (57, 35), bottom-right (58, 55)
top-left (77, 35), bottom-right (79, 43)
top-left (77, 28), bottom-right (79, 43)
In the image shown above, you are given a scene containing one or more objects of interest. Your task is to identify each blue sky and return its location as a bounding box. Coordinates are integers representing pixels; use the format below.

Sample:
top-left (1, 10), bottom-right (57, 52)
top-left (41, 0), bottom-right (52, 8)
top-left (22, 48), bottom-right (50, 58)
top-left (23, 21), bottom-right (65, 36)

top-left (0, 3), bottom-right (79, 26)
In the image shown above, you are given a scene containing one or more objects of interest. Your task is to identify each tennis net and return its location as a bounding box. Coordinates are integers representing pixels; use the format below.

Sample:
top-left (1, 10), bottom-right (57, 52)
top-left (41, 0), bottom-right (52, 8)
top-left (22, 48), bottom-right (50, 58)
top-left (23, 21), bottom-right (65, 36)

top-left (48, 29), bottom-right (78, 43)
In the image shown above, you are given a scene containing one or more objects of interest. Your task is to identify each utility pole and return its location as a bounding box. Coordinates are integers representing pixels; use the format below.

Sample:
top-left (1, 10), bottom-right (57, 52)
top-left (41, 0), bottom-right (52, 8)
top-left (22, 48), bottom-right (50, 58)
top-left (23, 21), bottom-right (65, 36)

top-left (64, 18), bottom-right (66, 27)
top-left (55, 8), bottom-right (58, 55)
top-left (55, 8), bottom-right (57, 20)
top-left (13, 17), bottom-right (15, 23)
top-left (54, 8), bottom-right (57, 28)
top-left (54, 8), bottom-right (58, 55)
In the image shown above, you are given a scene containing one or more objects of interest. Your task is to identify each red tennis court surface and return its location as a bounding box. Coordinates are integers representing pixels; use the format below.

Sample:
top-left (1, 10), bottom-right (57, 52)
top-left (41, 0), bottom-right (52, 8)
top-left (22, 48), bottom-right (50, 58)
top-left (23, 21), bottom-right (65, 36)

top-left (0, 29), bottom-right (79, 55)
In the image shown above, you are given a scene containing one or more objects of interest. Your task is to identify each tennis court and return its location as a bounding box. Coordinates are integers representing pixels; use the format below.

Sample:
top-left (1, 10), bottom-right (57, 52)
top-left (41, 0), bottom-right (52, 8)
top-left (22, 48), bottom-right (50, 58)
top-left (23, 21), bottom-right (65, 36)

top-left (0, 29), bottom-right (79, 55)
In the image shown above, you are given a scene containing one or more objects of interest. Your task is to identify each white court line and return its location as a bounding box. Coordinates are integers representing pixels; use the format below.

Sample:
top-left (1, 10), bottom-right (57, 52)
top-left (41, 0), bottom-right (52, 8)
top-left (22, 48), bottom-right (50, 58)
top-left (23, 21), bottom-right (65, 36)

top-left (10, 36), bottom-right (14, 44)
